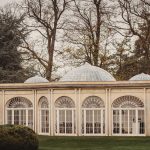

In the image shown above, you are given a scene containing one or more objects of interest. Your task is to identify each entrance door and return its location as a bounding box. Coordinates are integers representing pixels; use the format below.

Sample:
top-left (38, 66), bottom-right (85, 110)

top-left (113, 109), bottom-right (144, 135)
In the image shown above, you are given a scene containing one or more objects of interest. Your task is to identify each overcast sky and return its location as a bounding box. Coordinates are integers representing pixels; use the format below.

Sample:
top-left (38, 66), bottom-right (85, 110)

top-left (0, 0), bottom-right (20, 6)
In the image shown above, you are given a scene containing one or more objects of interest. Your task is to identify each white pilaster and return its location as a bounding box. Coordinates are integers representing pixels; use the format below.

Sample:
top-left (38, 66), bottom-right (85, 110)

top-left (50, 89), bottom-right (54, 135)
top-left (108, 88), bottom-right (111, 136)
top-left (78, 88), bottom-right (81, 135)
top-left (144, 88), bottom-right (146, 136)
top-left (105, 88), bottom-right (108, 136)
top-left (2, 90), bottom-right (5, 125)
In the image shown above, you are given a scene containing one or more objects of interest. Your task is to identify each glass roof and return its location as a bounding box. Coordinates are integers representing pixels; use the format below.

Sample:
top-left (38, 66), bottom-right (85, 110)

top-left (24, 75), bottom-right (49, 83)
top-left (129, 73), bottom-right (150, 81)
top-left (60, 63), bottom-right (116, 82)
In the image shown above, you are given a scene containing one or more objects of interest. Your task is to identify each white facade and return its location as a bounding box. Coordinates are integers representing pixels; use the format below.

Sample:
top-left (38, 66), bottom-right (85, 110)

top-left (0, 64), bottom-right (150, 136)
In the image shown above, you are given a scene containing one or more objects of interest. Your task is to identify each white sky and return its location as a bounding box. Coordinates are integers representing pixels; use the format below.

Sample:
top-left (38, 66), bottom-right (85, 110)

top-left (0, 0), bottom-right (20, 6)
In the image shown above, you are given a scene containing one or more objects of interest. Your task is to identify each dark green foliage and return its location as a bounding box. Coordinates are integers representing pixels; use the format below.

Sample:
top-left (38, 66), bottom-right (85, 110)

top-left (0, 124), bottom-right (39, 150)
top-left (0, 8), bottom-right (33, 83)
top-left (132, 23), bottom-right (150, 75)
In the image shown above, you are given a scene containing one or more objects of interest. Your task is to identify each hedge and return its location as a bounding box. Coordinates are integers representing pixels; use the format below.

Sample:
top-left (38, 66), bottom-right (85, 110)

top-left (0, 124), bottom-right (39, 150)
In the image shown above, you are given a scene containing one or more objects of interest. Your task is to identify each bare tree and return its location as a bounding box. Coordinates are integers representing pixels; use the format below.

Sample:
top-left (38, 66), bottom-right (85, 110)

top-left (115, 0), bottom-right (150, 61)
top-left (63, 0), bottom-right (115, 68)
top-left (19, 0), bottom-right (72, 81)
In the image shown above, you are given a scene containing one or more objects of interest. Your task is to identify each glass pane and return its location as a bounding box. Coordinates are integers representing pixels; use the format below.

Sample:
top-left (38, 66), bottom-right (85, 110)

top-left (14, 110), bottom-right (19, 125)
top-left (94, 110), bottom-right (101, 134)
top-left (41, 110), bottom-right (49, 133)
top-left (28, 110), bottom-right (33, 129)
top-left (122, 110), bottom-right (128, 134)
top-left (138, 110), bottom-right (144, 134)
top-left (113, 110), bottom-right (120, 134)
top-left (59, 110), bottom-right (65, 133)
top-left (20, 110), bottom-right (26, 125)
top-left (129, 110), bottom-right (136, 134)
top-left (82, 110), bottom-right (84, 134)
top-left (103, 110), bottom-right (105, 134)
top-left (7, 110), bottom-right (12, 124)
top-left (86, 110), bottom-right (93, 134)
top-left (66, 110), bottom-right (72, 133)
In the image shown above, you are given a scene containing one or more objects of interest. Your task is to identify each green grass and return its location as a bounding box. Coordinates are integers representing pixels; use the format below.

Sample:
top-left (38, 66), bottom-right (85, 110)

top-left (38, 136), bottom-right (150, 150)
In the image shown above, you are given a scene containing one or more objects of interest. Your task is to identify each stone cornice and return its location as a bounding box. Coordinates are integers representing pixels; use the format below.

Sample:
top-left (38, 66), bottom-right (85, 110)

top-left (0, 81), bottom-right (150, 90)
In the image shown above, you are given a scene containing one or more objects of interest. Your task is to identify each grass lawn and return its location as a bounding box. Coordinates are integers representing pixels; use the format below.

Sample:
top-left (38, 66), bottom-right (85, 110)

top-left (38, 136), bottom-right (150, 150)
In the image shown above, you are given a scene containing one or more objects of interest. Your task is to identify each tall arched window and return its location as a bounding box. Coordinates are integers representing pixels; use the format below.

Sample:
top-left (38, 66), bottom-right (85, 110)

top-left (6, 97), bottom-right (33, 129)
top-left (39, 97), bottom-right (49, 134)
top-left (82, 96), bottom-right (105, 135)
top-left (55, 96), bottom-right (75, 135)
top-left (112, 95), bottom-right (145, 135)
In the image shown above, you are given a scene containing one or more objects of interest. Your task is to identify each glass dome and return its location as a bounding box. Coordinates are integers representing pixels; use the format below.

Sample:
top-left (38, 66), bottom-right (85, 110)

top-left (129, 73), bottom-right (150, 81)
top-left (24, 75), bottom-right (49, 83)
top-left (60, 63), bottom-right (116, 81)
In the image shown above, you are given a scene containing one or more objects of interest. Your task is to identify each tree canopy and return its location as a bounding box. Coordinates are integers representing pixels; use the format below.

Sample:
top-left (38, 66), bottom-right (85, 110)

top-left (1, 0), bottom-right (150, 81)
top-left (0, 8), bottom-right (33, 83)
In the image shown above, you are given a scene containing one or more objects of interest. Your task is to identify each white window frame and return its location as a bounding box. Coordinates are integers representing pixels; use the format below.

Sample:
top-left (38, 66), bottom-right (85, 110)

top-left (38, 97), bottom-right (50, 135)
top-left (112, 96), bottom-right (145, 136)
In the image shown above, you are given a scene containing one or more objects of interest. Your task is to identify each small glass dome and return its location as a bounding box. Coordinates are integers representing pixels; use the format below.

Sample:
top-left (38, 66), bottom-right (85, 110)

top-left (60, 63), bottom-right (116, 81)
top-left (129, 73), bottom-right (150, 81)
top-left (24, 75), bottom-right (49, 83)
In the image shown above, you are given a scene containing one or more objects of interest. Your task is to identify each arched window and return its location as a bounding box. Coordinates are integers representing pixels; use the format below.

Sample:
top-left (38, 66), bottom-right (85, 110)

top-left (7, 97), bottom-right (33, 108)
top-left (55, 96), bottom-right (75, 135)
top-left (6, 97), bottom-right (33, 129)
top-left (39, 97), bottom-right (49, 134)
top-left (82, 96), bottom-right (105, 108)
top-left (112, 95), bottom-right (144, 135)
top-left (55, 96), bottom-right (75, 108)
top-left (82, 96), bottom-right (105, 135)
top-left (112, 95), bottom-right (144, 108)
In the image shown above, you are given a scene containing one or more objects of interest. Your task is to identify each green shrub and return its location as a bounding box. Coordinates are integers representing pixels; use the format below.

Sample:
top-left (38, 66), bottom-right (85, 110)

top-left (0, 124), bottom-right (39, 150)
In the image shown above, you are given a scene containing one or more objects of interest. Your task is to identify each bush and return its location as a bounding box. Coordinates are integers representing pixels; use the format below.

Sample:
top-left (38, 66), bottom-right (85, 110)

top-left (0, 125), bottom-right (39, 150)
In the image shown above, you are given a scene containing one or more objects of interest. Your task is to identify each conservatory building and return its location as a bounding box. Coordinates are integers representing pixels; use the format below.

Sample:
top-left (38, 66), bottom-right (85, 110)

top-left (0, 63), bottom-right (150, 136)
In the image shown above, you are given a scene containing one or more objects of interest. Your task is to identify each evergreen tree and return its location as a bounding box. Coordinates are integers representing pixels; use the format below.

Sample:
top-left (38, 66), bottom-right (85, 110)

top-left (0, 8), bottom-right (33, 83)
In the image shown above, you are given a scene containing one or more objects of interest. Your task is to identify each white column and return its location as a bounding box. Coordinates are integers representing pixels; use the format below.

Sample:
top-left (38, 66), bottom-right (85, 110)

top-left (2, 90), bottom-right (5, 125)
top-left (39, 109), bottom-right (41, 133)
top-left (48, 89), bottom-right (51, 135)
top-left (84, 110), bottom-right (86, 135)
top-left (34, 90), bottom-right (37, 132)
top-left (108, 88), bottom-right (111, 136)
top-left (92, 110), bottom-right (94, 134)
top-left (120, 109), bottom-right (122, 135)
top-left (144, 88), bottom-right (146, 135)
top-left (105, 88), bottom-right (108, 136)
top-left (136, 109), bottom-right (138, 135)
top-left (72, 109), bottom-right (74, 134)
top-left (65, 110), bottom-right (66, 134)
top-left (128, 110), bottom-right (129, 134)
top-left (50, 89), bottom-right (54, 135)
top-left (78, 88), bottom-right (81, 136)
top-left (5, 109), bottom-right (8, 124)
top-left (56, 109), bottom-right (59, 134)
top-left (26, 110), bottom-right (28, 127)
top-left (75, 88), bottom-right (78, 135)
top-left (101, 109), bottom-right (103, 134)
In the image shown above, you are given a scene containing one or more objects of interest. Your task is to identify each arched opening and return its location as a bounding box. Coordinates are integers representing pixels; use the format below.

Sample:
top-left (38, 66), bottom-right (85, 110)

top-left (112, 95), bottom-right (145, 135)
top-left (82, 96), bottom-right (105, 135)
top-left (55, 96), bottom-right (75, 135)
top-left (6, 97), bottom-right (33, 129)
top-left (39, 96), bottom-right (49, 134)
